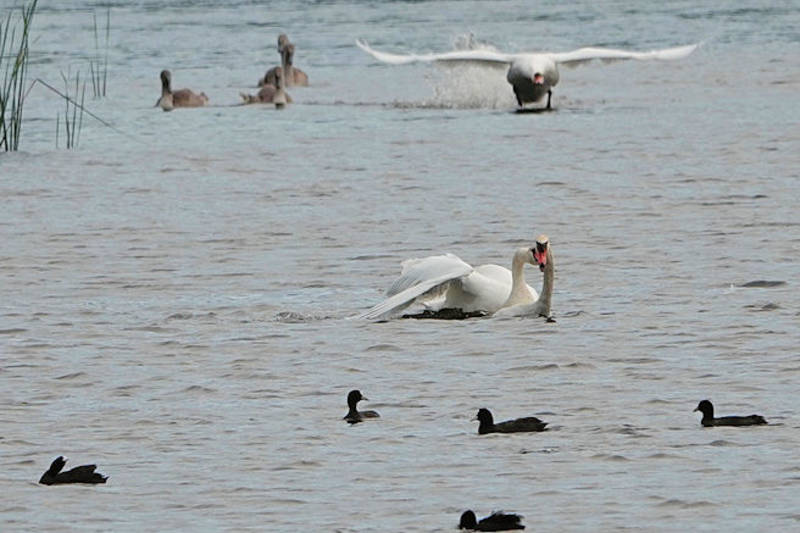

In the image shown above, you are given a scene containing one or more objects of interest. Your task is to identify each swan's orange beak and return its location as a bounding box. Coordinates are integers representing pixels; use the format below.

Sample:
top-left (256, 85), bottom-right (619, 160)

top-left (534, 250), bottom-right (547, 271)
top-left (533, 73), bottom-right (545, 85)
top-left (534, 242), bottom-right (548, 271)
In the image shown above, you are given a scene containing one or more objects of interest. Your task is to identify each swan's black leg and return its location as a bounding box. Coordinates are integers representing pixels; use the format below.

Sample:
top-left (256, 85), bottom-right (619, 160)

top-left (513, 87), bottom-right (522, 107)
top-left (546, 90), bottom-right (552, 110)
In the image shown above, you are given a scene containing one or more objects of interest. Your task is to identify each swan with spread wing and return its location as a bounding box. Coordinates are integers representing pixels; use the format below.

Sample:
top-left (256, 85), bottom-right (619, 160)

top-left (356, 39), bottom-right (698, 109)
top-left (357, 235), bottom-right (554, 320)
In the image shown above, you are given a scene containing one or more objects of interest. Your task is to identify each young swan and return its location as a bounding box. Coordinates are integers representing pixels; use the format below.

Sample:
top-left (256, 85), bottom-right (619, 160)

top-left (156, 70), bottom-right (208, 111)
top-left (241, 66), bottom-right (293, 107)
top-left (262, 34), bottom-right (309, 87)
top-left (276, 42), bottom-right (309, 87)
top-left (258, 34), bottom-right (289, 86)
top-left (271, 66), bottom-right (290, 109)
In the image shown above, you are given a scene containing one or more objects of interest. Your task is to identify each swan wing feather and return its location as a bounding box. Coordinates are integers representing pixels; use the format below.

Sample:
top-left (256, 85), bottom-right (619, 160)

top-left (388, 253), bottom-right (471, 296)
top-left (358, 254), bottom-right (474, 320)
top-left (356, 39), bottom-right (514, 65)
top-left (551, 43), bottom-right (698, 67)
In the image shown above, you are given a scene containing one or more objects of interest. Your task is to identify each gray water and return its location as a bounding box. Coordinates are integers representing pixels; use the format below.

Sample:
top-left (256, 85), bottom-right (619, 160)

top-left (2, 0), bottom-right (799, 531)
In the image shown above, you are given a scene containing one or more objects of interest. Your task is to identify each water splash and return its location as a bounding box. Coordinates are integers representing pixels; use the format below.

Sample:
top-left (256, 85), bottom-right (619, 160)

top-left (389, 33), bottom-right (518, 110)
top-left (425, 63), bottom-right (516, 109)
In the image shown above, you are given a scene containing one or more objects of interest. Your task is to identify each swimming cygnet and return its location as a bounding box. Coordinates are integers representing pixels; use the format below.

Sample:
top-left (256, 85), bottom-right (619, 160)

top-left (242, 66), bottom-right (292, 108)
top-left (155, 70), bottom-right (208, 111)
top-left (261, 34), bottom-right (309, 87)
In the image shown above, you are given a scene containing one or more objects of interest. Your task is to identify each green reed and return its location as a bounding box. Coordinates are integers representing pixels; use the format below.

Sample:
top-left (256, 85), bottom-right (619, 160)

top-left (89, 8), bottom-right (110, 98)
top-left (55, 69), bottom-right (86, 149)
top-left (0, 0), bottom-right (37, 151)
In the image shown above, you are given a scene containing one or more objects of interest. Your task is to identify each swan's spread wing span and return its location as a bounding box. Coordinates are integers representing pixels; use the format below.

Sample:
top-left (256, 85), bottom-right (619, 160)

top-left (551, 43), bottom-right (698, 67)
top-left (356, 39), bottom-right (513, 65)
top-left (358, 254), bottom-right (473, 320)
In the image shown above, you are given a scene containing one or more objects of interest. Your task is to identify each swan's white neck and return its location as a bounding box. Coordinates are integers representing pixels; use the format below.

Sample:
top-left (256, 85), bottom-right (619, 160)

top-left (504, 248), bottom-right (535, 307)
top-left (498, 246), bottom-right (554, 316)
top-left (537, 248), bottom-right (554, 317)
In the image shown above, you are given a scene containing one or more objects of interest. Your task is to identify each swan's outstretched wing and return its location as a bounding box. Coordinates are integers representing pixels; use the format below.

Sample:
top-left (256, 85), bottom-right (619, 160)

top-left (356, 39), bottom-right (514, 65)
top-left (357, 254), bottom-right (473, 320)
top-left (551, 43), bottom-right (698, 68)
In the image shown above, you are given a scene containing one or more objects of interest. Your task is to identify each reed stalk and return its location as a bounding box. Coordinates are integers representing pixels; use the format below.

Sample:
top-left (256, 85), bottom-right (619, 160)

top-left (89, 8), bottom-right (110, 98)
top-left (103, 8), bottom-right (109, 96)
top-left (0, 0), bottom-right (37, 151)
top-left (57, 69), bottom-right (86, 149)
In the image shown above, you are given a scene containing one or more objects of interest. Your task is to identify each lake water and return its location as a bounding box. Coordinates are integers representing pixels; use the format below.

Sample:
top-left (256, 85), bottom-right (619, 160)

top-left (1, 0), bottom-right (799, 531)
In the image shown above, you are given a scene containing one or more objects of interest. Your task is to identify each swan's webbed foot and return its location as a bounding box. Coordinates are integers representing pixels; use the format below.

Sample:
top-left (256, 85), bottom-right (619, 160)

top-left (545, 315), bottom-right (556, 323)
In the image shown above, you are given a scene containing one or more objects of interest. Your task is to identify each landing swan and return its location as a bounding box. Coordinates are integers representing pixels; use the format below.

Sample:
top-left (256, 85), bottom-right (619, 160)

top-left (356, 39), bottom-right (698, 109)
top-left (358, 234), bottom-right (554, 320)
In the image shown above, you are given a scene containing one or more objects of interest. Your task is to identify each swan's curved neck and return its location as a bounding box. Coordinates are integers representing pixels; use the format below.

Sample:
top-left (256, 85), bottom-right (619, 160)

top-left (505, 248), bottom-right (533, 305)
top-left (537, 248), bottom-right (554, 316)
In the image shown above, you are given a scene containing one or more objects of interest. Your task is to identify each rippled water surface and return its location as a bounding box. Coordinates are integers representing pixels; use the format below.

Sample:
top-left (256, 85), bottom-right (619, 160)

top-left (2, 1), bottom-right (799, 531)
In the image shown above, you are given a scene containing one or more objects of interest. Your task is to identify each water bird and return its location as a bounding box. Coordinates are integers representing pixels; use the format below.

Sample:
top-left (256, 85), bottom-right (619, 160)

top-left (459, 510), bottom-right (525, 531)
top-left (272, 66), bottom-right (291, 109)
top-left (242, 67), bottom-right (292, 108)
top-left (261, 34), bottom-right (309, 87)
top-left (356, 39), bottom-right (697, 109)
top-left (357, 235), bottom-right (554, 320)
top-left (343, 389), bottom-right (380, 424)
top-left (475, 408), bottom-right (548, 435)
top-left (740, 280), bottom-right (786, 288)
top-left (155, 70), bottom-right (208, 111)
top-left (694, 400), bottom-right (767, 427)
top-left (39, 456), bottom-right (108, 485)
top-left (258, 34), bottom-right (289, 86)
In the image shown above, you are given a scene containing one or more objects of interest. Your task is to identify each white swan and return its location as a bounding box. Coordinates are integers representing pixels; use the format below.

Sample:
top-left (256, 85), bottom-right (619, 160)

top-left (358, 235), bottom-right (554, 320)
top-left (356, 39), bottom-right (698, 108)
